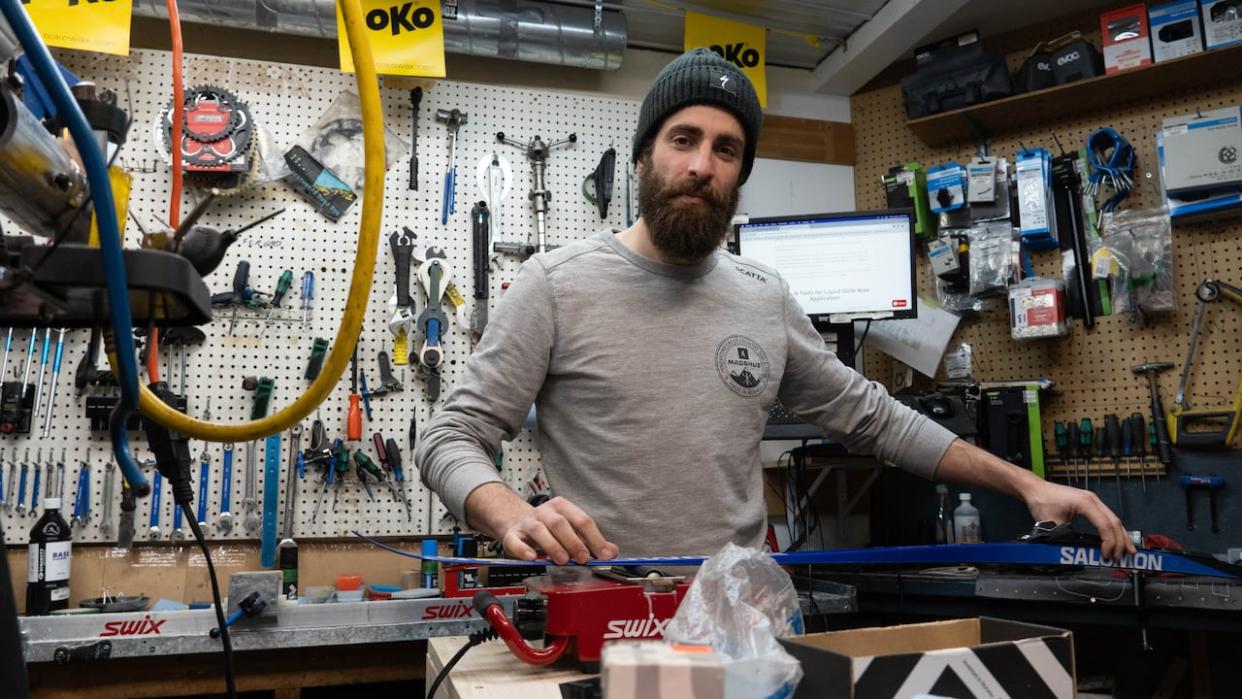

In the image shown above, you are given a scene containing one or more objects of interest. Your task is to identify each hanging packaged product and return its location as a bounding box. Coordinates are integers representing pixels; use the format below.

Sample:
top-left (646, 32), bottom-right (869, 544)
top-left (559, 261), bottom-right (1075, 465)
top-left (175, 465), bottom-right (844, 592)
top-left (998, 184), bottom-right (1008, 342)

top-left (1099, 207), bottom-right (1177, 319)
top-left (968, 156), bottom-right (1011, 222)
top-left (1016, 149), bottom-right (1058, 250)
top-left (1200, 0), bottom-right (1242, 49)
top-left (926, 162), bottom-right (967, 214)
top-left (1009, 278), bottom-right (1069, 340)
top-left (883, 162), bottom-right (936, 238)
top-left (927, 233), bottom-right (970, 293)
top-left (967, 221), bottom-right (1016, 297)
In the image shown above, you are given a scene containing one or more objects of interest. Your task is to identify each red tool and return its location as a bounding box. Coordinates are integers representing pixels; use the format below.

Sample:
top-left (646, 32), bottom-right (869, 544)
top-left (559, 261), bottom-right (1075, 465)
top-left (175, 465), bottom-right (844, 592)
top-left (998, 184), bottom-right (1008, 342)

top-left (347, 342), bottom-right (361, 441)
top-left (473, 569), bottom-right (690, 669)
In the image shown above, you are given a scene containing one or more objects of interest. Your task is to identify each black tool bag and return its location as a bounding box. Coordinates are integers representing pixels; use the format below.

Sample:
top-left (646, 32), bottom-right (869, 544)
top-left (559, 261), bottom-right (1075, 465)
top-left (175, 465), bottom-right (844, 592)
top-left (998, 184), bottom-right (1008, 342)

top-left (1015, 32), bottom-right (1103, 93)
top-left (901, 30), bottom-right (1013, 119)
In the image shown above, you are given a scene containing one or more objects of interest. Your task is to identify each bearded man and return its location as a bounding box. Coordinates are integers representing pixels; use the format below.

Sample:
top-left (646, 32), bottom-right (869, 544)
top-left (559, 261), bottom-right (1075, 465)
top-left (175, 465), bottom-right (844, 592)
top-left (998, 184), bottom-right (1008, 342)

top-left (415, 49), bottom-right (1131, 564)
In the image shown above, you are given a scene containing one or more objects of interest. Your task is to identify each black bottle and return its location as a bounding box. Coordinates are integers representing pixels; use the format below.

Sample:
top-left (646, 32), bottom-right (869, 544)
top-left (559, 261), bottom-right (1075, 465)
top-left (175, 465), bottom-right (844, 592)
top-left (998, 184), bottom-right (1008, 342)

top-left (26, 497), bottom-right (71, 615)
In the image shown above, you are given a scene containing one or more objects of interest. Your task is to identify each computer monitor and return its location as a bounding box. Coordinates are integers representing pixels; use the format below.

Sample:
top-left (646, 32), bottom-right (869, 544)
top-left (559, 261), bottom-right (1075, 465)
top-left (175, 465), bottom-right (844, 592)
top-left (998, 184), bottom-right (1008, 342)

top-left (734, 209), bottom-right (918, 325)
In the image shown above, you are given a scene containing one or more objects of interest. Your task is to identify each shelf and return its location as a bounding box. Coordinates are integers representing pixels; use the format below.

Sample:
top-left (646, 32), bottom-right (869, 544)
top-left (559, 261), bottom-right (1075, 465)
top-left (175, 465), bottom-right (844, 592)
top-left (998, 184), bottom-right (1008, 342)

top-left (906, 42), bottom-right (1242, 147)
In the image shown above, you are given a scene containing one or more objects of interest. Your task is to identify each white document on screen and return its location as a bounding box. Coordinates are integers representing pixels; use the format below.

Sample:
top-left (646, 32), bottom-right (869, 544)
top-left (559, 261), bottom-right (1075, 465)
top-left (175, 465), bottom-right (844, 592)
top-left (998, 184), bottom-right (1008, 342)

top-left (865, 298), bottom-right (960, 378)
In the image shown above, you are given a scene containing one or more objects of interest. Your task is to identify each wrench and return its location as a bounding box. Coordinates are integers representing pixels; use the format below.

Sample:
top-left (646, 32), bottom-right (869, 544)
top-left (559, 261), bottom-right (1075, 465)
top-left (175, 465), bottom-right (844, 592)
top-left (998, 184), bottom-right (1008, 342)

top-left (171, 496), bottom-right (185, 543)
top-left (71, 459), bottom-right (91, 528)
top-left (98, 461), bottom-right (116, 539)
top-left (148, 469), bottom-right (162, 537)
top-left (32, 328), bottom-right (51, 421)
top-left (19, 328), bottom-right (36, 397)
top-left (242, 441), bottom-right (260, 534)
top-left (281, 426), bottom-right (303, 539)
top-left (197, 447), bottom-right (211, 527)
top-left (29, 448), bottom-right (41, 517)
top-left (15, 448), bottom-right (28, 515)
top-left (55, 449), bottom-right (66, 504)
top-left (218, 444), bottom-right (235, 534)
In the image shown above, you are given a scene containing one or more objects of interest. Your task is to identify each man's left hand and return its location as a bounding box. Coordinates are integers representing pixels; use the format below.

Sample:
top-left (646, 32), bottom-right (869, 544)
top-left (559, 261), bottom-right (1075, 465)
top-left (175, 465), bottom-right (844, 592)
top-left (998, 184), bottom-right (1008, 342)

top-left (1023, 480), bottom-right (1135, 562)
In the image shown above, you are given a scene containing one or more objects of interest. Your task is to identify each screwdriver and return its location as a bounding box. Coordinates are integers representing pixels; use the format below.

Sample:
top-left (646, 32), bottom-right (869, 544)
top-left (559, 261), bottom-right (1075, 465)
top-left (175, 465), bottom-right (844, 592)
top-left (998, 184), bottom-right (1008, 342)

top-left (1054, 422), bottom-right (1071, 485)
top-left (300, 271), bottom-right (315, 327)
top-left (347, 341), bottom-right (362, 441)
top-left (1079, 418), bottom-right (1093, 484)
top-left (209, 260), bottom-right (251, 336)
top-left (262, 269), bottom-right (294, 335)
top-left (1131, 412), bottom-right (1147, 493)
top-left (1148, 421), bottom-right (1160, 483)
top-left (1121, 415), bottom-right (1134, 483)
top-left (1068, 422), bottom-right (1083, 489)
top-left (1105, 414), bottom-right (1125, 520)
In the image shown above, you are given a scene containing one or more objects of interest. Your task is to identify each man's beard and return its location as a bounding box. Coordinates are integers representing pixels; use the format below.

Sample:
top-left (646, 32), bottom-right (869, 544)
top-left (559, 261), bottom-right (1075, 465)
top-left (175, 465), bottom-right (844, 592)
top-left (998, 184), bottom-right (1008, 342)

top-left (638, 163), bottom-right (740, 262)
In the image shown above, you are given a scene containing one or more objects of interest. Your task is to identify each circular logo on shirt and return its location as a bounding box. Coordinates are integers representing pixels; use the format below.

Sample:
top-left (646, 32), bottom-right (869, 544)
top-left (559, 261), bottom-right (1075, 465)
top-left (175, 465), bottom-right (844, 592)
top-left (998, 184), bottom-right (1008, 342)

top-left (715, 335), bottom-right (770, 398)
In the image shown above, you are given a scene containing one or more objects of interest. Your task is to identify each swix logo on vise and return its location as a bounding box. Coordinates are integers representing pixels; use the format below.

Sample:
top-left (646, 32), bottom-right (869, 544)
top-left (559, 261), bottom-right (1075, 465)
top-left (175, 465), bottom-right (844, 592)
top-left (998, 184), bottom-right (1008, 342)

top-left (603, 617), bottom-right (671, 640)
top-left (366, 2), bottom-right (435, 36)
top-left (421, 603), bottom-right (473, 620)
top-left (100, 615), bottom-right (166, 638)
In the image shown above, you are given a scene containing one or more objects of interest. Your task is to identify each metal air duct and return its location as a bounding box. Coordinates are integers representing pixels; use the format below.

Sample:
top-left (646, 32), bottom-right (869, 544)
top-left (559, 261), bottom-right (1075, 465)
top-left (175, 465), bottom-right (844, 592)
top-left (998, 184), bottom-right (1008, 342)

top-left (133, 0), bottom-right (627, 70)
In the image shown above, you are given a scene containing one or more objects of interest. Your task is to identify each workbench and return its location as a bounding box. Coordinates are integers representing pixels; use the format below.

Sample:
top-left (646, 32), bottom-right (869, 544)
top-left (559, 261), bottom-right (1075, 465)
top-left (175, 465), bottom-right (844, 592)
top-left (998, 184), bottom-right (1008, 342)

top-left (426, 635), bottom-right (597, 699)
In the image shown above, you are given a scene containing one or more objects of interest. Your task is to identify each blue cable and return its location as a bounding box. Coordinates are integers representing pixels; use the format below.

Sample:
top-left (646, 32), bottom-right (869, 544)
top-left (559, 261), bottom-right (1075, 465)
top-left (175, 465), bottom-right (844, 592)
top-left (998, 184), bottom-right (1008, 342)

top-left (0, 0), bottom-right (148, 495)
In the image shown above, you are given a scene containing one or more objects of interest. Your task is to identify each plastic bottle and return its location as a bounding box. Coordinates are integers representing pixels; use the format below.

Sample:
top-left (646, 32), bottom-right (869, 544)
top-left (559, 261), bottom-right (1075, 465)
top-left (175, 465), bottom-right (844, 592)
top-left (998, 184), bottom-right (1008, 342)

top-left (953, 493), bottom-right (982, 544)
top-left (27, 497), bottom-right (72, 615)
top-left (934, 484), bottom-right (954, 544)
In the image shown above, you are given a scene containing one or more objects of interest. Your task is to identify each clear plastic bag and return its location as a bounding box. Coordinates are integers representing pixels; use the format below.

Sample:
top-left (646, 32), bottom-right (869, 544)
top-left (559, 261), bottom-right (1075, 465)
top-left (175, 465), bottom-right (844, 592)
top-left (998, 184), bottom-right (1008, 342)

top-left (1100, 207), bottom-right (1176, 317)
top-left (285, 90), bottom-right (409, 192)
top-left (968, 221), bottom-right (1016, 297)
top-left (665, 543), bottom-right (803, 698)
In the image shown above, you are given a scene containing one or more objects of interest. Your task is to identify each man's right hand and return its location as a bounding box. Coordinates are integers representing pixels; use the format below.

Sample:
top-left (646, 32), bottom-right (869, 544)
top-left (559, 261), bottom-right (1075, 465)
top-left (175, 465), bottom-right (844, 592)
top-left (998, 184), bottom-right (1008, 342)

top-left (465, 483), bottom-right (619, 565)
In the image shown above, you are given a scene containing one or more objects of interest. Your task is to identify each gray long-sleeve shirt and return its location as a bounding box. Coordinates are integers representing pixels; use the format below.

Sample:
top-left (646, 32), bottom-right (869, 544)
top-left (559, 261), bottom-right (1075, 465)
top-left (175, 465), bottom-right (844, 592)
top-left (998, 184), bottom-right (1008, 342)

top-left (415, 230), bottom-right (957, 556)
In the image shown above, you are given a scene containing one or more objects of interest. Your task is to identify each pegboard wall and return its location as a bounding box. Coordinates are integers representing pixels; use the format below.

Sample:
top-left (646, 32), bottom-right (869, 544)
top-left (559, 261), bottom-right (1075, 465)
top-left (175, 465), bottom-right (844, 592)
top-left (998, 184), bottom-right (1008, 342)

top-left (0, 46), bottom-right (641, 546)
top-left (852, 5), bottom-right (1242, 544)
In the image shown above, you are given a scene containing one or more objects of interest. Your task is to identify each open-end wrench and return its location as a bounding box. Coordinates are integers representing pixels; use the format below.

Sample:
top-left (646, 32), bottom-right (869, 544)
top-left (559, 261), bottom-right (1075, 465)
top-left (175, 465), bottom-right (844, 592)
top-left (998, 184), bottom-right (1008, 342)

top-left (197, 447), bottom-right (211, 527)
top-left (281, 426), bottom-right (303, 540)
top-left (4, 447), bottom-right (18, 512)
top-left (29, 448), bottom-right (41, 517)
top-left (242, 441), bottom-right (260, 534)
top-left (218, 444), bottom-right (235, 534)
top-left (15, 448), bottom-right (29, 515)
top-left (55, 449), bottom-right (66, 503)
top-left (148, 469), bottom-right (162, 537)
top-left (98, 461), bottom-right (116, 539)
top-left (40, 327), bottom-right (66, 438)
top-left (71, 459), bottom-right (90, 528)
top-left (32, 328), bottom-right (51, 421)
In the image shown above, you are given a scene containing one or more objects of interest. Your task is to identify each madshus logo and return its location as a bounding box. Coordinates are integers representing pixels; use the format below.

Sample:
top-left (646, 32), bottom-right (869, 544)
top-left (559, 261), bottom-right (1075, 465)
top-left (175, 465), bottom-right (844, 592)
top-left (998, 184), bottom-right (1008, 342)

top-left (715, 335), bottom-right (769, 398)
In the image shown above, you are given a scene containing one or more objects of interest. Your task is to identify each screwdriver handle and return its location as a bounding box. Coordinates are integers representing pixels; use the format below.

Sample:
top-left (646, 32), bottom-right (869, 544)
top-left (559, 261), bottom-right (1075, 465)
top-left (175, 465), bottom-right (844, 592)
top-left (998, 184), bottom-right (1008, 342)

top-left (1121, 415), bottom-right (1134, 457)
top-left (347, 394), bottom-right (362, 441)
top-left (372, 433), bottom-right (389, 468)
top-left (1131, 413), bottom-right (1147, 458)
top-left (1105, 414), bottom-right (1121, 459)
top-left (233, 260), bottom-right (251, 301)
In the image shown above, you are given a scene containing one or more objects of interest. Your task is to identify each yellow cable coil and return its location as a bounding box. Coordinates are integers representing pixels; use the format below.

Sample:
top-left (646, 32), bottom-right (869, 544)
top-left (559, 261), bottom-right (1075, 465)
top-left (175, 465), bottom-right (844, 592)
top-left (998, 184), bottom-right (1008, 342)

top-left (111, 0), bottom-right (385, 441)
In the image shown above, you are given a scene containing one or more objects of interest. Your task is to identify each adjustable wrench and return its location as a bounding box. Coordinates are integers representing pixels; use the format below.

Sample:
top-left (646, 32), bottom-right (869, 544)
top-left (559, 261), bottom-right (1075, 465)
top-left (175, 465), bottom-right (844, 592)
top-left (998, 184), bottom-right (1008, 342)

top-left (148, 469), bottom-right (162, 537)
top-left (98, 461), bottom-right (116, 539)
top-left (416, 250), bottom-right (452, 401)
top-left (242, 441), bottom-right (260, 534)
top-left (197, 447), bottom-right (211, 527)
top-left (218, 444), bottom-right (235, 534)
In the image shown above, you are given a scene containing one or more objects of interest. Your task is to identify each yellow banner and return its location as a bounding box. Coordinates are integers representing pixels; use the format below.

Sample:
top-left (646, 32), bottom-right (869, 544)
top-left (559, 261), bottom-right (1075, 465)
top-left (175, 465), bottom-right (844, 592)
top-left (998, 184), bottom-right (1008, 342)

top-left (683, 11), bottom-right (766, 108)
top-left (337, 0), bottom-right (445, 77)
top-left (24, 0), bottom-right (132, 57)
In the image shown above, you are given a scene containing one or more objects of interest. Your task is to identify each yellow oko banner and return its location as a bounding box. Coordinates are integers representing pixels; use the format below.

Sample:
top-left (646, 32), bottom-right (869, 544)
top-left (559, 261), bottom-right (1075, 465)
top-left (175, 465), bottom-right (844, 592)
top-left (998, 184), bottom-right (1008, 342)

top-left (683, 11), bottom-right (766, 108)
top-left (337, 0), bottom-right (446, 77)
top-left (23, 0), bottom-right (133, 57)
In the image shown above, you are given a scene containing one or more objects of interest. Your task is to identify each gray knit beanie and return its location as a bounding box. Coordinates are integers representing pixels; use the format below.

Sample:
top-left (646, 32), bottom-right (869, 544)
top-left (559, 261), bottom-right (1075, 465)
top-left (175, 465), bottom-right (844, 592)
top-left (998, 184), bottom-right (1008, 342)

top-left (632, 48), bottom-right (762, 185)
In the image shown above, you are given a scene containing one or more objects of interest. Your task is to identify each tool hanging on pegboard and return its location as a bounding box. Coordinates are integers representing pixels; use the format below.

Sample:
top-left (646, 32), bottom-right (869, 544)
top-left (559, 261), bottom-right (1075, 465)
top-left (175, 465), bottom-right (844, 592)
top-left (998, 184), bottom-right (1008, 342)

top-left (160, 85), bottom-right (255, 190)
top-left (496, 130), bottom-right (577, 254)
top-left (583, 147), bottom-right (615, 219)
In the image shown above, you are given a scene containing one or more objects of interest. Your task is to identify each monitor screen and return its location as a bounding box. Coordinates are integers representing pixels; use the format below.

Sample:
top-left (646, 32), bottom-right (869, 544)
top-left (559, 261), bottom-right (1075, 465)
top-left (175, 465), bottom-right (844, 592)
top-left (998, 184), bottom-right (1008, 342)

top-left (734, 210), bottom-right (917, 323)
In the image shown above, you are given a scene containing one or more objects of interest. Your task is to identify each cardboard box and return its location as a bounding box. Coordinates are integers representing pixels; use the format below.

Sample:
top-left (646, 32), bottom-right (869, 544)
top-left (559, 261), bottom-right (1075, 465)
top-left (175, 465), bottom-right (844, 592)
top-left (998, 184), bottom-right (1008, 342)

top-left (1160, 106), bottom-right (1242, 198)
top-left (1101, 4), bottom-right (1153, 72)
top-left (1201, 0), bottom-right (1242, 49)
top-left (1150, 1), bottom-right (1205, 61)
top-left (602, 642), bottom-right (728, 698)
top-left (779, 617), bottom-right (1075, 699)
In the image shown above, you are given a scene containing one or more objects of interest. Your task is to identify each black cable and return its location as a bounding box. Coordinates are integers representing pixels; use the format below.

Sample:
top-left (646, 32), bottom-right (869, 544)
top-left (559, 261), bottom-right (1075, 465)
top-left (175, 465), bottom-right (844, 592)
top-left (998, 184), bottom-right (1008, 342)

top-left (853, 319), bottom-right (873, 355)
top-left (182, 501), bottom-right (236, 699)
top-left (0, 523), bottom-right (30, 699)
top-left (427, 628), bottom-right (498, 698)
